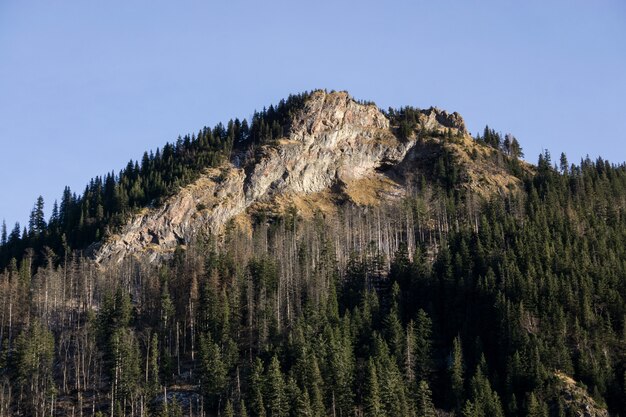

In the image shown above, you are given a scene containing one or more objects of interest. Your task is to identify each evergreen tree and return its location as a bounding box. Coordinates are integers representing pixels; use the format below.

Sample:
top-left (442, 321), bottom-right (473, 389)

top-left (28, 195), bottom-right (46, 237)
top-left (249, 358), bottom-right (266, 417)
top-left (159, 396), bottom-right (183, 417)
top-left (199, 332), bottom-right (226, 408)
top-left (450, 335), bottom-right (465, 411)
top-left (384, 288), bottom-right (404, 367)
top-left (465, 358), bottom-right (504, 417)
top-left (148, 332), bottom-right (160, 396)
top-left (265, 356), bottom-right (287, 417)
top-left (415, 380), bottom-right (435, 417)
top-left (240, 400), bottom-right (249, 417)
top-left (405, 320), bottom-right (417, 384)
top-left (414, 309), bottom-right (432, 383)
top-left (14, 320), bottom-right (55, 415)
top-left (224, 399), bottom-right (235, 417)
top-left (364, 359), bottom-right (383, 417)
top-left (559, 152), bottom-right (569, 174)
top-left (113, 328), bottom-right (141, 406)
top-left (1, 220), bottom-right (6, 246)
top-left (526, 392), bottom-right (548, 417)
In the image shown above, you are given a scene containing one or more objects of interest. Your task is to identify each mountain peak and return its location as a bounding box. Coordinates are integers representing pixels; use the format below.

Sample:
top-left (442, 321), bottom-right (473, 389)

top-left (290, 90), bottom-right (389, 138)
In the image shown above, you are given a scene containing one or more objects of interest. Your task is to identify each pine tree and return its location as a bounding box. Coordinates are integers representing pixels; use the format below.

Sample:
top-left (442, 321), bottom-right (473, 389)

top-left (450, 335), bottom-right (465, 411)
top-left (14, 320), bottom-right (55, 415)
top-left (148, 332), bottom-right (160, 396)
top-left (526, 392), bottom-right (547, 417)
top-left (465, 358), bottom-right (504, 417)
top-left (385, 282), bottom-right (404, 366)
top-left (364, 359), bottom-right (383, 417)
top-left (559, 152), bottom-right (569, 174)
top-left (307, 354), bottom-right (325, 417)
top-left (240, 400), bottom-right (249, 417)
top-left (8, 222), bottom-right (20, 244)
top-left (510, 137), bottom-right (523, 158)
top-left (288, 378), bottom-right (312, 417)
top-left (1, 220), bottom-right (7, 246)
top-left (405, 320), bottom-right (417, 384)
top-left (415, 380), bottom-right (435, 417)
top-left (224, 399), bottom-right (235, 417)
top-left (462, 401), bottom-right (476, 417)
top-left (159, 396), bottom-right (183, 417)
top-left (28, 195), bottom-right (46, 237)
top-left (50, 200), bottom-right (59, 225)
top-left (379, 358), bottom-right (410, 417)
top-left (96, 287), bottom-right (135, 412)
top-left (199, 332), bottom-right (226, 409)
top-left (414, 309), bottom-right (432, 383)
top-left (265, 356), bottom-right (287, 417)
top-left (249, 358), bottom-right (266, 417)
top-left (115, 328), bottom-right (141, 406)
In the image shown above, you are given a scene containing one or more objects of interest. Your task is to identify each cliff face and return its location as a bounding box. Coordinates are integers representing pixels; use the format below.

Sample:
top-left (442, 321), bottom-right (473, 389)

top-left (242, 90), bottom-right (400, 201)
top-left (94, 90), bottom-right (517, 265)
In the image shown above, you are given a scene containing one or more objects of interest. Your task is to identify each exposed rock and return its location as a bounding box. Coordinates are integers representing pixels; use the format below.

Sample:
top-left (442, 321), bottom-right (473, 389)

top-left (243, 91), bottom-right (405, 200)
top-left (552, 372), bottom-right (609, 417)
top-left (415, 107), bottom-right (466, 133)
top-left (95, 167), bottom-right (247, 264)
top-left (94, 90), bottom-right (519, 265)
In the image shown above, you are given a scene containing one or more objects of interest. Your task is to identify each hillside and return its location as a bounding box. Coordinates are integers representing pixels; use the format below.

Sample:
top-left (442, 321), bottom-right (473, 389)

top-left (1, 91), bottom-right (625, 417)
top-left (94, 91), bottom-right (526, 265)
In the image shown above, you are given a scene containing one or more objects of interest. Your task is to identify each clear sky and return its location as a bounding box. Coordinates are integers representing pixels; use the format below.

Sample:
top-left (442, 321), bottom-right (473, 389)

top-left (1, 0), bottom-right (625, 227)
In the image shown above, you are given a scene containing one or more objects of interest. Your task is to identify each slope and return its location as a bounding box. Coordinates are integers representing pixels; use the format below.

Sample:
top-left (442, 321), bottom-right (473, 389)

top-left (94, 90), bottom-right (526, 265)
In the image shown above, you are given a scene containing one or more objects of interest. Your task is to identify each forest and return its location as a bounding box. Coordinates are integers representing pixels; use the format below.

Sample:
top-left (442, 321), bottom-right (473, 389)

top-left (1, 95), bottom-right (626, 417)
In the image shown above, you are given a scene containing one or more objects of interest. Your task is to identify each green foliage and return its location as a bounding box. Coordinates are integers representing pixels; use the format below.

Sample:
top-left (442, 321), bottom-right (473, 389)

top-left (14, 320), bottom-right (55, 415)
top-left (413, 309), bottom-right (432, 383)
top-left (463, 358), bottom-right (504, 417)
top-left (113, 328), bottom-right (142, 401)
top-left (415, 380), bottom-right (435, 417)
top-left (265, 356), bottom-right (287, 417)
top-left (159, 396), bottom-right (183, 417)
top-left (199, 331), bottom-right (227, 408)
top-left (450, 335), bottom-right (465, 411)
top-left (224, 399), bottom-right (235, 417)
top-left (525, 392), bottom-right (548, 417)
top-left (3, 127), bottom-right (626, 416)
top-left (364, 359), bottom-right (383, 417)
top-left (249, 357), bottom-right (266, 417)
top-left (148, 332), bottom-right (160, 396)
top-left (28, 195), bottom-right (46, 237)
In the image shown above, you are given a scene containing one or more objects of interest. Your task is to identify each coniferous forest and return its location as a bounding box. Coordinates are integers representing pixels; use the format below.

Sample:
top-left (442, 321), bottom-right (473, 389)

top-left (1, 95), bottom-right (626, 417)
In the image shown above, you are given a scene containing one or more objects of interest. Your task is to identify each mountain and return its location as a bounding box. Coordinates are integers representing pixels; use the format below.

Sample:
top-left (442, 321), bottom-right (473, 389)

top-left (94, 90), bottom-right (524, 265)
top-left (0, 91), bottom-right (625, 417)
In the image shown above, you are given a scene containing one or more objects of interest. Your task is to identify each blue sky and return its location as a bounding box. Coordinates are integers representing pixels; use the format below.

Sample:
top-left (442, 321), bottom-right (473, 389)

top-left (1, 0), bottom-right (625, 227)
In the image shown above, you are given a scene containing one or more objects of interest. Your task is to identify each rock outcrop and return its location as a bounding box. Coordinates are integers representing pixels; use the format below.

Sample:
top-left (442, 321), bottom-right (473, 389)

top-left (94, 90), bottom-right (514, 265)
top-left (242, 91), bottom-right (404, 200)
top-left (552, 372), bottom-right (609, 417)
top-left (414, 107), bottom-right (466, 133)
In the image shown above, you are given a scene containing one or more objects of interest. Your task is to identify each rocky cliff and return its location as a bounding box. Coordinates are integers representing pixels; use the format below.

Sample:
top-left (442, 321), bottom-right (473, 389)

top-left (94, 90), bottom-right (521, 265)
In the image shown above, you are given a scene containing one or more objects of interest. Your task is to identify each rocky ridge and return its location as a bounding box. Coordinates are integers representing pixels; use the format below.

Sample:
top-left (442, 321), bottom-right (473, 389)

top-left (94, 90), bottom-right (518, 265)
